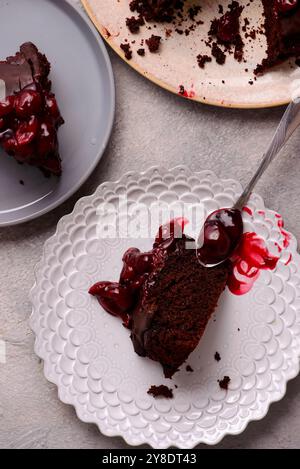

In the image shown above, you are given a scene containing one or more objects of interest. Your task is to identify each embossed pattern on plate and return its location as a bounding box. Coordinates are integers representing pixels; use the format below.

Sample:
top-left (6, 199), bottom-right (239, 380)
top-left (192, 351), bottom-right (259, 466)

top-left (30, 166), bottom-right (300, 448)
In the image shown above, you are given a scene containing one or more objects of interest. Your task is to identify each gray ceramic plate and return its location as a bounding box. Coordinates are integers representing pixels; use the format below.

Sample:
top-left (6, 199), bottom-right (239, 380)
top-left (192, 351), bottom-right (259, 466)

top-left (0, 0), bottom-right (115, 226)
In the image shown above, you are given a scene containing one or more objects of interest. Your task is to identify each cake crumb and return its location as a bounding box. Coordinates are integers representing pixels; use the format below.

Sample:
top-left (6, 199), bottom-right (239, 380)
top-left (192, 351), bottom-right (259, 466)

top-left (120, 43), bottom-right (132, 60)
top-left (218, 376), bottom-right (231, 390)
top-left (19, 179), bottom-right (25, 186)
top-left (146, 35), bottom-right (161, 53)
top-left (147, 385), bottom-right (174, 399)
top-left (211, 42), bottom-right (226, 65)
top-left (186, 365), bottom-right (194, 372)
top-left (197, 54), bottom-right (212, 68)
top-left (126, 16), bottom-right (144, 34)
top-left (137, 48), bottom-right (145, 56)
top-left (214, 351), bottom-right (221, 362)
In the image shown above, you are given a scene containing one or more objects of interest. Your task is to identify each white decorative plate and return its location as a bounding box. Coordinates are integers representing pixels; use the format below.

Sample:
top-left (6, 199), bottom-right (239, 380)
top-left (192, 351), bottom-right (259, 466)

top-left (82, 0), bottom-right (300, 109)
top-left (30, 166), bottom-right (300, 448)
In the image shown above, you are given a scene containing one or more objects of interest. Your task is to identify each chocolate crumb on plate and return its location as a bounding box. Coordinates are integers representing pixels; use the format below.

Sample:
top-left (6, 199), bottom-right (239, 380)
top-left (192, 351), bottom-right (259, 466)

top-left (188, 5), bottom-right (202, 21)
top-left (186, 365), bottom-right (194, 372)
top-left (218, 376), bottom-right (231, 390)
top-left (197, 54), bottom-right (212, 68)
top-left (146, 34), bottom-right (161, 53)
top-left (126, 15), bottom-right (144, 34)
top-left (120, 43), bottom-right (133, 60)
top-left (147, 385), bottom-right (174, 399)
top-left (211, 42), bottom-right (226, 65)
top-left (214, 351), bottom-right (221, 362)
top-left (19, 180), bottom-right (25, 186)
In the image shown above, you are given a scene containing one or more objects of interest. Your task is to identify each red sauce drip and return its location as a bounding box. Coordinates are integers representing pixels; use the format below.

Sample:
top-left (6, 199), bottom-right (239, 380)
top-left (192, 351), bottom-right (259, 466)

top-left (285, 253), bottom-right (292, 265)
top-left (178, 85), bottom-right (195, 98)
top-left (275, 213), bottom-right (291, 248)
top-left (228, 232), bottom-right (280, 295)
top-left (242, 206), bottom-right (253, 216)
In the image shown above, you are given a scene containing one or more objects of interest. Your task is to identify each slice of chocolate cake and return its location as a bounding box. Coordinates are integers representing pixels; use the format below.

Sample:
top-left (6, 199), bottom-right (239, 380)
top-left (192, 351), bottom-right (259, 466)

top-left (89, 219), bottom-right (229, 378)
top-left (130, 235), bottom-right (228, 378)
top-left (0, 42), bottom-right (64, 176)
top-left (257, 0), bottom-right (300, 73)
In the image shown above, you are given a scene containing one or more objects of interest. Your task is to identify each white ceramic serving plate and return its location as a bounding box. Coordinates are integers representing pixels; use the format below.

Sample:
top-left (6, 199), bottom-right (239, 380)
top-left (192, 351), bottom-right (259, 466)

top-left (82, 0), bottom-right (300, 109)
top-left (0, 0), bottom-right (115, 226)
top-left (30, 165), bottom-right (300, 448)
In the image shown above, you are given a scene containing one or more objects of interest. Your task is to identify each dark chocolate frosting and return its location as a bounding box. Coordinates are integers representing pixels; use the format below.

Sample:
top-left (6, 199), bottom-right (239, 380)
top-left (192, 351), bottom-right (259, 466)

top-left (0, 42), bottom-right (51, 98)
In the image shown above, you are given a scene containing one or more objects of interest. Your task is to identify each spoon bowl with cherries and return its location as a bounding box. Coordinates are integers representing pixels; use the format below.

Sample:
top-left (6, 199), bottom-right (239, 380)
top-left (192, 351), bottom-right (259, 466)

top-left (197, 97), bottom-right (300, 267)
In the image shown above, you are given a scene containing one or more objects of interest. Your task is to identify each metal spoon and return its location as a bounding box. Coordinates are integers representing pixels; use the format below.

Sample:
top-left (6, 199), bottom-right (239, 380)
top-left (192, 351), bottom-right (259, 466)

top-left (197, 98), bottom-right (300, 267)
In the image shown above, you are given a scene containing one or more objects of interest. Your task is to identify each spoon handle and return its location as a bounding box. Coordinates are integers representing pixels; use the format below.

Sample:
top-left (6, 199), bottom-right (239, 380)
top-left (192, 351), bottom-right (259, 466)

top-left (235, 99), bottom-right (300, 210)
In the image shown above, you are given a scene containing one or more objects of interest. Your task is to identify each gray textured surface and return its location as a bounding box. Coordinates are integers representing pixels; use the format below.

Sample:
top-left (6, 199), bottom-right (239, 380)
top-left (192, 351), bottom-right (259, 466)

top-left (1, 1), bottom-right (300, 450)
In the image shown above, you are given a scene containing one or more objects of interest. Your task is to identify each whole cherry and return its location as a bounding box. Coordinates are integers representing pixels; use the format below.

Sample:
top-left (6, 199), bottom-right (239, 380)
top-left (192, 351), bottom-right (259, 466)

top-left (89, 281), bottom-right (134, 327)
top-left (120, 247), bottom-right (153, 284)
top-left (276, 0), bottom-right (298, 14)
top-left (197, 208), bottom-right (243, 266)
top-left (14, 89), bottom-right (42, 118)
top-left (2, 135), bottom-right (18, 155)
top-left (0, 96), bottom-right (15, 118)
top-left (16, 116), bottom-right (39, 146)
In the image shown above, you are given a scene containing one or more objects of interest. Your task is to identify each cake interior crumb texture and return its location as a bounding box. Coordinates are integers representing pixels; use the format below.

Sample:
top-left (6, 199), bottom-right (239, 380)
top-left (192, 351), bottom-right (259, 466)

top-left (131, 236), bottom-right (229, 378)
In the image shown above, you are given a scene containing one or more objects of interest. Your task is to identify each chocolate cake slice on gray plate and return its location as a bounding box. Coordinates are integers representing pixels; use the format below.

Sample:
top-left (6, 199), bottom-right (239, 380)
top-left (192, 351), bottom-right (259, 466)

top-left (0, 42), bottom-right (64, 176)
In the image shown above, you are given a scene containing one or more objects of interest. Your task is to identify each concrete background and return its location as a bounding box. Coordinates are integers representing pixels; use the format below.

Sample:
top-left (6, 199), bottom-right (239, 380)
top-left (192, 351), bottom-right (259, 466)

top-left (0, 0), bottom-right (300, 450)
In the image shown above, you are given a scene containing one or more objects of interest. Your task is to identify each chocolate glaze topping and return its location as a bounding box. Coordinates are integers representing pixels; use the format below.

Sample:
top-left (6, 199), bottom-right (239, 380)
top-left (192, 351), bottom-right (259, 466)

top-left (0, 42), bottom-right (50, 97)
